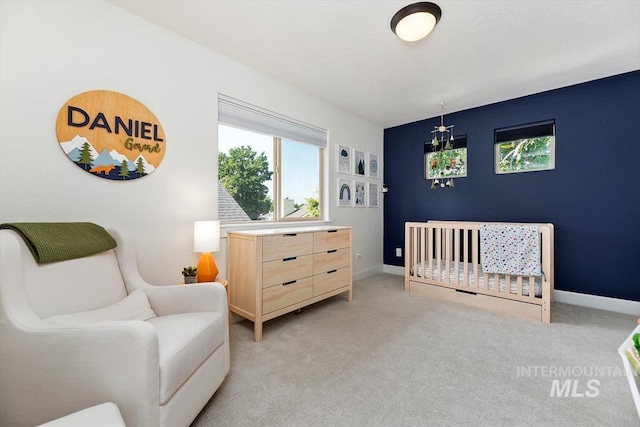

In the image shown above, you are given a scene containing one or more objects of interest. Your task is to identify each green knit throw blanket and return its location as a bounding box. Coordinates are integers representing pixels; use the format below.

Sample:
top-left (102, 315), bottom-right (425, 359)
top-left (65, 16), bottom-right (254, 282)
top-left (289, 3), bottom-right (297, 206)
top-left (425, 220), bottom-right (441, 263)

top-left (0, 222), bottom-right (117, 264)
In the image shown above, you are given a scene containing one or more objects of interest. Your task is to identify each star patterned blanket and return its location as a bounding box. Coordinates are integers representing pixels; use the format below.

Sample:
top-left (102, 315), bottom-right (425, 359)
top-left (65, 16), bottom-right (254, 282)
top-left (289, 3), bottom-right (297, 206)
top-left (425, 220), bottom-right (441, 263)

top-left (480, 223), bottom-right (541, 276)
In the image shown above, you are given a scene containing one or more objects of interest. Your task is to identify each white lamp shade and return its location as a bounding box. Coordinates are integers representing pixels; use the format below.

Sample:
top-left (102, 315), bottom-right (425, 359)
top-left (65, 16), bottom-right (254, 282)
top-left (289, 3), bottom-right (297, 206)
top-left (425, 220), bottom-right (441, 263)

top-left (194, 220), bottom-right (220, 252)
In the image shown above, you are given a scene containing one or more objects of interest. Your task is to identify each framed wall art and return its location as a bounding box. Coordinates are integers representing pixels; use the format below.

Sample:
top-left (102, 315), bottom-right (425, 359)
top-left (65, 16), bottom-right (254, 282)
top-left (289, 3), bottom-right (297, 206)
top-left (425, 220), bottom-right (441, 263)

top-left (354, 149), bottom-right (366, 176)
top-left (368, 183), bottom-right (378, 207)
top-left (368, 153), bottom-right (378, 178)
top-left (337, 145), bottom-right (351, 174)
top-left (354, 181), bottom-right (366, 207)
top-left (338, 178), bottom-right (352, 207)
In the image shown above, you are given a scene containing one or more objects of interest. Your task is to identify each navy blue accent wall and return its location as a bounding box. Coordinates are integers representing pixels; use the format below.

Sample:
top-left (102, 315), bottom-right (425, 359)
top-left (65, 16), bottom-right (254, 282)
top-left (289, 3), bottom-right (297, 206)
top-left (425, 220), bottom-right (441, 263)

top-left (383, 71), bottom-right (640, 301)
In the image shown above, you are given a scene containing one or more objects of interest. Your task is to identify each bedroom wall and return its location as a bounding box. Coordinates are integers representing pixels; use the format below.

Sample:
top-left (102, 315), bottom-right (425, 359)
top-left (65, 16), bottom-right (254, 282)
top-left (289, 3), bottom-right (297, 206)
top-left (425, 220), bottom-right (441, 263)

top-left (383, 71), bottom-right (640, 302)
top-left (0, 0), bottom-right (384, 284)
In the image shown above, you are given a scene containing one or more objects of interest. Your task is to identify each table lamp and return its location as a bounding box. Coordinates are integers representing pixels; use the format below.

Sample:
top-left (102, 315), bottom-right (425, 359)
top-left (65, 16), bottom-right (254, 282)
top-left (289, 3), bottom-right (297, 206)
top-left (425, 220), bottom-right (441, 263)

top-left (194, 220), bottom-right (220, 282)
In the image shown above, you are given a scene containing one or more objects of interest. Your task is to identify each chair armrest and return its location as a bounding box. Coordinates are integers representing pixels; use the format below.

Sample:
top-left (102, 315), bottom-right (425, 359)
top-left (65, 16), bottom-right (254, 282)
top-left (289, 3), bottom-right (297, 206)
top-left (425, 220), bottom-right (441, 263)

top-left (143, 283), bottom-right (228, 317)
top-left (108, 226), bottom-right (230, 373)
top-left (142, 283), bottom-right (231, 376)
top-left (1, 320), bottom-right (160, 427)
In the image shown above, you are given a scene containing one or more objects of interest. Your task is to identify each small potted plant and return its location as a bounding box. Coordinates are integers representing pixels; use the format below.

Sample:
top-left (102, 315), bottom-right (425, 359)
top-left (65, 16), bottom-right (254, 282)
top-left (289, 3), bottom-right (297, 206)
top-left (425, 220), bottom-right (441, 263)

top-left (182, 266), bottom-right (198, 284)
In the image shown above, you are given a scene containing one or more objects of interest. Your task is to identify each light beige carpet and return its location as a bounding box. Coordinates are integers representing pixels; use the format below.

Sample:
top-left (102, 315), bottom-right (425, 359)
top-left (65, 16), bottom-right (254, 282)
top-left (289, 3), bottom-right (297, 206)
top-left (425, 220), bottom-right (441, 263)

top-left (192, 273), bottom-right (638, 426)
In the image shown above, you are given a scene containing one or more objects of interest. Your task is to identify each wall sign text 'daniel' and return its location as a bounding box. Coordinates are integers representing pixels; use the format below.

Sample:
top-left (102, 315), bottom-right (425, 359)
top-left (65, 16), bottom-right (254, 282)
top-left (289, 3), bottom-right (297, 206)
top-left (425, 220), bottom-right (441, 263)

top-left (56, 90), bottom-right (166, 181)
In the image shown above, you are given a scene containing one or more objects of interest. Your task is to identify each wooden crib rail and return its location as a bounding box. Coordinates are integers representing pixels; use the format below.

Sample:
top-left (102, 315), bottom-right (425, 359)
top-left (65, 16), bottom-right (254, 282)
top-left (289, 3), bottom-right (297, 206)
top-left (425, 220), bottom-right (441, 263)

top-left (404, 221), bottom-right (554, 323)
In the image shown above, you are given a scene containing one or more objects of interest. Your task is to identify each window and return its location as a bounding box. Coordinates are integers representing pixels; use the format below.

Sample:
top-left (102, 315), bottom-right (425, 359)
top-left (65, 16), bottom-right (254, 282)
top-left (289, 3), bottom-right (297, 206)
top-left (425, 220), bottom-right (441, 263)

top-left (495, 120), bottom-right (555, 174)
top-left (424, 135), bottom-right (468, 180)
top-left (218, 95), bottom-right (325, 223)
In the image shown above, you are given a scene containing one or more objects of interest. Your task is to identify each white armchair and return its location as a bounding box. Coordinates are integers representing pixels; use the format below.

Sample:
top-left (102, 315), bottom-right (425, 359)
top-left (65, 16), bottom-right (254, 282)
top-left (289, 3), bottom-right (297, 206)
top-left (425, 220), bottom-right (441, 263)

top-left (0, 227), bottom-right (230, 427)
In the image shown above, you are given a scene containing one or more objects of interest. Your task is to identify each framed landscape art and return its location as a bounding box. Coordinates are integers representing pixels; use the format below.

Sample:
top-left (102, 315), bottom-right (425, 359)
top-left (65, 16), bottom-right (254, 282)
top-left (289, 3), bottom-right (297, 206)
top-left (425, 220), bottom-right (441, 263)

top-left (354, 150), bottom-right (366, 176)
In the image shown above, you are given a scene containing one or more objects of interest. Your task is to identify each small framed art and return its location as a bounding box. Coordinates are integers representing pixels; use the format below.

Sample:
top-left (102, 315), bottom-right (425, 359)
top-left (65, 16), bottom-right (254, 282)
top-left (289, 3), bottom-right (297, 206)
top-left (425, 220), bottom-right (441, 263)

top-left (354, 149), bottom-right (366, 176)
top-left (354, 181), bottom-right (366, 207)
top-left (337, 145), bottom-right (351, 174)
top-left (338, 178), bottom-right (352, 206)
top-left (368, 153), bottom-right (378, 178)
top-left (368, 183), bottom-right (378, 207)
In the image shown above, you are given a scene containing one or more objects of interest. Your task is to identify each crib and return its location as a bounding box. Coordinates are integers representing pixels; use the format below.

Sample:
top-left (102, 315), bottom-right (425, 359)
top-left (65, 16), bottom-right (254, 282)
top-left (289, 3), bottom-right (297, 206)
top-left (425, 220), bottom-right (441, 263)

top-left (405, 221), bottom-right (554, 322)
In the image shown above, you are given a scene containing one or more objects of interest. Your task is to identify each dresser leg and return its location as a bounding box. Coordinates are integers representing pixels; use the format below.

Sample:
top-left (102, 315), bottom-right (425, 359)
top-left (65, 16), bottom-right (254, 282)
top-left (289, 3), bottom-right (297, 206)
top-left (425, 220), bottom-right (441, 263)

top-left (254, 322), bottom-right (263, 342)
top-left (347, 288), bottom-right (353, 302)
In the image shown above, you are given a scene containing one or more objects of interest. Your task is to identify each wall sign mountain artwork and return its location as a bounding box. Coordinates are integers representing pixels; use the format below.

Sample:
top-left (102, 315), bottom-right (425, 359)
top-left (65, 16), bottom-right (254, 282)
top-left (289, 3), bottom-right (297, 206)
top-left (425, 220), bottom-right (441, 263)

top-left (56, 90), bottom-right (166, 180)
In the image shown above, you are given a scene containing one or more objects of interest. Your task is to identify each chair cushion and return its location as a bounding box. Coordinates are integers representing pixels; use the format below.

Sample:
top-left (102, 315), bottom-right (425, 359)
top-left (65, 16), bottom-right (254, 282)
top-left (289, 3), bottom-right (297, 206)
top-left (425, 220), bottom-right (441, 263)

top-left (44, 289), bottom-right (156, 324)
top-left (146, 312), bottom-right (224, 405)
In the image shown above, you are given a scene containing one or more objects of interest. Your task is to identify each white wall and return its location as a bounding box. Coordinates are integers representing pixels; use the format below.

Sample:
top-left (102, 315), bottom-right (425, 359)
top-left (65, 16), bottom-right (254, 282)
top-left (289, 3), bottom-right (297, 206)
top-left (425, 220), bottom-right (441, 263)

top-left (0, 0), bottom-right (383, 284)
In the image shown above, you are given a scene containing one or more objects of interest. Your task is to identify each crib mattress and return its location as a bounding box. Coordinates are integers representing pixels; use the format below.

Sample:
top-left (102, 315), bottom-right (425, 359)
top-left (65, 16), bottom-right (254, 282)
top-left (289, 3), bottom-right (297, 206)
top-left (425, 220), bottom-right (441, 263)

top-left (411, 261), bottom-right (542, 298)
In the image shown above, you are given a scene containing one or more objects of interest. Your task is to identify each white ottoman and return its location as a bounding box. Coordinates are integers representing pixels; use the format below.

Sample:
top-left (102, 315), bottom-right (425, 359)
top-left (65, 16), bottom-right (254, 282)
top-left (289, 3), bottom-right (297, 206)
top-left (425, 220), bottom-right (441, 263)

top-left (37, 402), bottom-right (126, 427)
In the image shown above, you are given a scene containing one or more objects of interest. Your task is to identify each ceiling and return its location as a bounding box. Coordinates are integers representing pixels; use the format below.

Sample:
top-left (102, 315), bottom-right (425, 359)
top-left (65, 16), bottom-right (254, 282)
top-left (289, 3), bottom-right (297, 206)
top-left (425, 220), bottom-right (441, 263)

top-left (109, 0), bottom-right (640, 128)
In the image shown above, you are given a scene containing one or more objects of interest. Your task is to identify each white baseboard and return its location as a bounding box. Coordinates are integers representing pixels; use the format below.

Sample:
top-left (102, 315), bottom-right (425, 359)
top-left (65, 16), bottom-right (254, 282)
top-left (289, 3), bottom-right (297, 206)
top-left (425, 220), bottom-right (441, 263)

top-left (383, 264), bottom-right (404, 276)
top-left (382, 264), bottom-right (640, 317)
top-left (553, 290), bottom-right (639, 317)
top-left (354, 265), bottom-right (384, 282)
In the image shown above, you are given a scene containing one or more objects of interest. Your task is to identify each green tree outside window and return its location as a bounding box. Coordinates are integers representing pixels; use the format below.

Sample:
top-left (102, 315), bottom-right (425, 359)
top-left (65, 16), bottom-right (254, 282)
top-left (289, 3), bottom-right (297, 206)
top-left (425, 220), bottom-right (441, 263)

top-left (219, 146), bottom-right (273, 220)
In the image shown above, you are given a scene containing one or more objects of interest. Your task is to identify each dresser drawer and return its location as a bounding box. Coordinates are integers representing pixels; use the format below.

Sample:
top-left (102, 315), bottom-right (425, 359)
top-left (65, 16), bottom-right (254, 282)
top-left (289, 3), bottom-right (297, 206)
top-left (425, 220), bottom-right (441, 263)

top-left (313, 267), bottom-right (350, 296)
top-left (263, 233), bottom-right (313, 262)
top-left (313, 248), bottom-right (349, 274)
top-left (263, 254), bottom-right (313, 288)
top-left (263, 276), bottom-right (313, 314)
top-left (313, 229), bottom-right (350, 252)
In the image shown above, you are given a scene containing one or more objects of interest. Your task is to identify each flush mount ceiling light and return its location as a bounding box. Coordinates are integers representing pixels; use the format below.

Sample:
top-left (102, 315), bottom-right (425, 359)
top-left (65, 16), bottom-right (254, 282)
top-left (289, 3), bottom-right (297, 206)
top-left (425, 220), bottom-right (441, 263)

top-left (391, 2), bottom-right (442, 42)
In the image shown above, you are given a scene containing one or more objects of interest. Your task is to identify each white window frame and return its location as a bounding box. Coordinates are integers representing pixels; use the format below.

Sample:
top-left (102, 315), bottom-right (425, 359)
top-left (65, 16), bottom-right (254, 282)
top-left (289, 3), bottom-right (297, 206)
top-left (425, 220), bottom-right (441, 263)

top-left (494, 120), bottom-right (556, 175)
top-left (218, 94), bottom-right (326, 224)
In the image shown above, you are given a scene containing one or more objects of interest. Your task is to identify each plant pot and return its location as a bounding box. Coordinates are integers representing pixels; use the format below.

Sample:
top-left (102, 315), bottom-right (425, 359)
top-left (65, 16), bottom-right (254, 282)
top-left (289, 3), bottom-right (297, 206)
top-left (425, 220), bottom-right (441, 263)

top-left (184, 276), bottom-right (197, 284)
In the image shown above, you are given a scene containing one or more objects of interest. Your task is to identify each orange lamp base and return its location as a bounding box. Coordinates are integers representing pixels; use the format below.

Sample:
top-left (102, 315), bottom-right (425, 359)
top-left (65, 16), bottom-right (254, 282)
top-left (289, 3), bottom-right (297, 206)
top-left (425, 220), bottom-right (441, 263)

top-left (196, 252), bottom-right (218, 283)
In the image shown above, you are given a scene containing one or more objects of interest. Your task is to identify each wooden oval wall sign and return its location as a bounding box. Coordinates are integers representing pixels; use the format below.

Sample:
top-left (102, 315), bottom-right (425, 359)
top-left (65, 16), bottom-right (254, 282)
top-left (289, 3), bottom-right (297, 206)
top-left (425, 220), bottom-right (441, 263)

top-left (56, 90), bottom-right (166, 180)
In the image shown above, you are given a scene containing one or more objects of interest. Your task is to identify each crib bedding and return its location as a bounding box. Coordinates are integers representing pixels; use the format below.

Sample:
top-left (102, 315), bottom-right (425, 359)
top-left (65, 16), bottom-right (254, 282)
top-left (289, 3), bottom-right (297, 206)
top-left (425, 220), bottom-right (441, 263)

top-left (411, 262), bottom-right (542, 297)
top-left (479, 223), bottom-right (541, 277)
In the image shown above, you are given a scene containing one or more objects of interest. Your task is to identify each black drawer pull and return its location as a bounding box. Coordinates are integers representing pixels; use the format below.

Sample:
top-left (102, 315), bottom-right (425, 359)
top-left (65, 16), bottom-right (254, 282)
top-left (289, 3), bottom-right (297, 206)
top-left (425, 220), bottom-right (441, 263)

top-left (283, 233), bottom-right (297, 237)
top-left (327, 230), bottom-right (338, 233)
top-left (327, 250), bottom-right (337, 254)
top-left (283, 256), bottom-right (297, 262)
top-left (283, 280), bottom-right (297, 286)
top-left (327, 269), bottom-right (337, 274)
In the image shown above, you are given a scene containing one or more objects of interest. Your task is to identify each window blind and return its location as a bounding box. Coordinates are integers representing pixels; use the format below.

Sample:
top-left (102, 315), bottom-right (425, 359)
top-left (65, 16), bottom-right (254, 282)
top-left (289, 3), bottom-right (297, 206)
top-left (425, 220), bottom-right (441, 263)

top-left (218, 94), bottom-right (327, 148)
top-left (495, 120), bottom-right (555, 143)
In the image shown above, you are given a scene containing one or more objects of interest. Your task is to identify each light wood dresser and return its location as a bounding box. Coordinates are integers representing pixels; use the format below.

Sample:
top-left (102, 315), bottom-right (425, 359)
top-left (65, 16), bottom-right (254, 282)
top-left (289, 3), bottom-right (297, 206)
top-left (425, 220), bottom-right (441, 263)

top-left (227, 226), bottom-right (352, 341)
